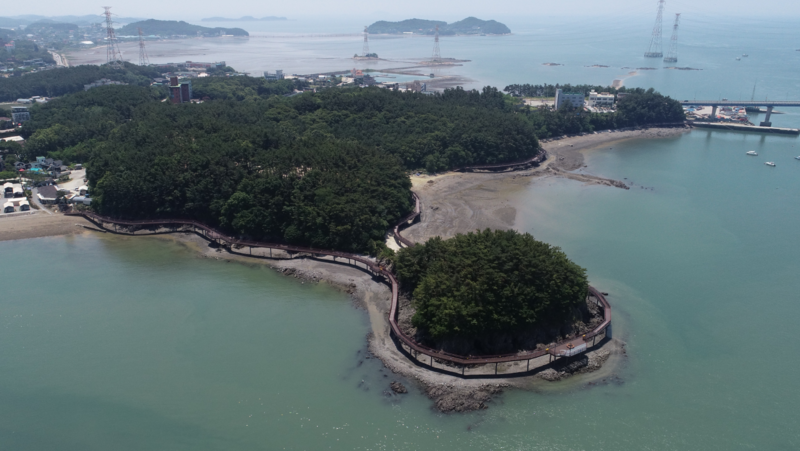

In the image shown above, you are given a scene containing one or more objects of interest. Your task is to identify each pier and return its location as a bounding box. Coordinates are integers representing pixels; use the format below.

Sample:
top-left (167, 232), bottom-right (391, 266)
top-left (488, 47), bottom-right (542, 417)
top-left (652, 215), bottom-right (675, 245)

top-left (691, 122), bottom-right (800, 135)
top-left (681, 100), bottom-right (800, 127)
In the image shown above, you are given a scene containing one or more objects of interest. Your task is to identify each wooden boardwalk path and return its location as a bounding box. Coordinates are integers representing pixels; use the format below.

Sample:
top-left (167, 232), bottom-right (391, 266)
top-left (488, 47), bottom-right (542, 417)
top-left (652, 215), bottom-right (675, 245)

top-left (67, 151), bottom-right (611, 376)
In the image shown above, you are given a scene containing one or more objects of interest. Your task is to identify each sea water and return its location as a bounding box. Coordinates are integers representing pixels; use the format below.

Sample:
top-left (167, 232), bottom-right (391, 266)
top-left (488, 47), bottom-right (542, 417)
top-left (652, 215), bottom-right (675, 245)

top-left (2, 129), bottom-right (799, 449)
top-left (6, 13), bottom-right (800, 450)
top-left (131, 14), bottom-right (800, 109)
top-left (102, 14), bottom-right (800, 129)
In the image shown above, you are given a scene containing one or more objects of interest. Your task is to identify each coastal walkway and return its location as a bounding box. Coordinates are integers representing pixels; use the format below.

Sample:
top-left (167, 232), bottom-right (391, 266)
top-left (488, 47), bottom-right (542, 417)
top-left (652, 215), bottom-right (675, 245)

top-left (65, 152), bottom-right (611, 377)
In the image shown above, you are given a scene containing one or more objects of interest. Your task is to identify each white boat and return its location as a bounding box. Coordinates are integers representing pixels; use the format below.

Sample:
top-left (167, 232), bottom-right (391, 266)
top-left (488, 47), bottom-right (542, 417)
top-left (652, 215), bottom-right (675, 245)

top-left (746, 150), bottom-right (758, 156)
top-left (765, 162), bottom-right (776, 167)
top-left (742, 54), bottom-right (749, 57)
top-left (795, 156), bottom-right (800, 160)
top-left (736, 57), bottom-right (741, 61)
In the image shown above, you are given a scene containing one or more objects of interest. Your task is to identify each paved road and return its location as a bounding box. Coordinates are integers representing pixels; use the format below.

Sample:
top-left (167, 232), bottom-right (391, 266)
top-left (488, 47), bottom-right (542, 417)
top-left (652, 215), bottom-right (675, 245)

top-left (48, 51), bottom-right (69, 67)
top-left (30, 188), bottom-right (53, 215)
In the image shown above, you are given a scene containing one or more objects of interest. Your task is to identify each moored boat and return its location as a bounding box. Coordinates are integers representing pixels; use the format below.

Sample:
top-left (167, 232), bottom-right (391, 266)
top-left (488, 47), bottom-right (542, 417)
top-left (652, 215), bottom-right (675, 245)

top-left (746, 150), bottom-right (758, 156)
top-left (765, 161), bottom-right (776, 167)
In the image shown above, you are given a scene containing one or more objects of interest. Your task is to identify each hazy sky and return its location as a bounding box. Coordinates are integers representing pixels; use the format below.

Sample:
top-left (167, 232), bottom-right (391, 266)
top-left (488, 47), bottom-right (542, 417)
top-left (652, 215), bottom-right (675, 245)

top-left (3, 0), bottom-right (798, 20)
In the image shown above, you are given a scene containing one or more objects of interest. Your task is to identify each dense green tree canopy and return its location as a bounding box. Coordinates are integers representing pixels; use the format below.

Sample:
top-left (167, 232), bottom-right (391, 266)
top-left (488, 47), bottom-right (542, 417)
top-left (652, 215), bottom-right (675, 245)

top-left (395, 229), bottom-right (589, 340)
top-left (0, 63), bottom-right (161, 101)
top-left (191, 76), bottom-right (302, 101)
top-left (19, 85), bottom-right (164, 162)
top-left (517, 87), bottom-right (685, 138)
top-left (90, 129), bottom-right (412, 252)
top-left (12, 77), bottom-right (683, 253)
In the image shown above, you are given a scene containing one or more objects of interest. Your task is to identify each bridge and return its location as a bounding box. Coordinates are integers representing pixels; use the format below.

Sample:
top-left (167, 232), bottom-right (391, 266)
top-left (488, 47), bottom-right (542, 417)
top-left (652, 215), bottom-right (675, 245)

top-left (680, 100), bottom-right (800, 127)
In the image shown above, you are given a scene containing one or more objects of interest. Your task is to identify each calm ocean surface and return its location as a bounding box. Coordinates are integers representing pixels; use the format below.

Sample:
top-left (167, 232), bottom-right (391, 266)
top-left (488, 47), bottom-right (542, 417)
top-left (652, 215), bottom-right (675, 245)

top-left (2, 13), bottom-right (799, 450)
top-left (143, 14), bottom-right (800, 109)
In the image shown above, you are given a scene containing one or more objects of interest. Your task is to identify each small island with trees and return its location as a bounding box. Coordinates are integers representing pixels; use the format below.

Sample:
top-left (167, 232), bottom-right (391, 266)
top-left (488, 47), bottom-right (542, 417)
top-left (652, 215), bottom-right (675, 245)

top-left (394, 230), bottom-right (602, 356)
top-left (367, 17), bottom-right (510, 35)
top-left (201, 16), bottom-right (287, 22)
top-left (117, 20), bottom-right (248, 38)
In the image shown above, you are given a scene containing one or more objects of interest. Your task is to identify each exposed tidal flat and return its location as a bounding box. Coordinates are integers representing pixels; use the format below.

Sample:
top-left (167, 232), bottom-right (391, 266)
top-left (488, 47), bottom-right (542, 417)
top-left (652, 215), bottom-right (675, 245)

top-left (2, 126), bottom-right (800, 448)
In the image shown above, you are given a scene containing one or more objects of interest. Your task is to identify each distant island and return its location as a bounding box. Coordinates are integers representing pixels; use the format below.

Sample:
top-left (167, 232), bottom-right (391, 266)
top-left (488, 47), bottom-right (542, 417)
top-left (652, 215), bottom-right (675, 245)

top-left (0, 15), bottom-right (146, 27)
top-left (117, 19), bottom-right (248, 37)
top-left (202, 16), bottom-right (287, 22)
top-left (367, 17), bottom-right (510, 35)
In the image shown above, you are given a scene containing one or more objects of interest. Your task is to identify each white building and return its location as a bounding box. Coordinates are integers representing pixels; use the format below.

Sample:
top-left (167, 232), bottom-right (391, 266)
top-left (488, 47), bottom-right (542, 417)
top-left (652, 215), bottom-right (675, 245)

top-left (554, 89), bottom-right (585, 110)
top-left (588, 91), bottom-right (615, 108)
top-left (264, 70), bottom-right (284, 81)
top-left (11, 106), bottom-right (30, 123)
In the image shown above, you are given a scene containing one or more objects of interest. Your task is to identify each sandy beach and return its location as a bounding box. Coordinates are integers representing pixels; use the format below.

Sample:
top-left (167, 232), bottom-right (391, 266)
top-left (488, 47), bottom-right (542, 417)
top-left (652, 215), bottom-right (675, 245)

top-left (0, 213), bottom-right (92, 242)
top-left (0, 126), bottom-right (687, 411)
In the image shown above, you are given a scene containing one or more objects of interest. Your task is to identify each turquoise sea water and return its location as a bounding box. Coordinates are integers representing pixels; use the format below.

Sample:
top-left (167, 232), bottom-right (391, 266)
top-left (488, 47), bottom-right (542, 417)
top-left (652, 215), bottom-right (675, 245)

top-left (183, 14), bottom-right (800, 108)
top-left (2, 129), bottom-right (799, 450)
top-left (4, 12), bottom-right (800, 450)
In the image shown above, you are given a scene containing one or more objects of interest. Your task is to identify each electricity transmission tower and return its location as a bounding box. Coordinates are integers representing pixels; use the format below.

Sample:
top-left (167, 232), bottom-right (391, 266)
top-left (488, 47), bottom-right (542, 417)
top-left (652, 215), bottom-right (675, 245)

top-left (663, 13), bottom-right (680, 63)
top-left (431, 25), bottom-right (441, 62)
top-left (362, 26), bottom-right (369, 56)
top-left (644, 0), bottom-right (665, 58)
top-left (103, 6), bottom-right (123, 68)
top-left (137, 28), bottom-right (150, 66)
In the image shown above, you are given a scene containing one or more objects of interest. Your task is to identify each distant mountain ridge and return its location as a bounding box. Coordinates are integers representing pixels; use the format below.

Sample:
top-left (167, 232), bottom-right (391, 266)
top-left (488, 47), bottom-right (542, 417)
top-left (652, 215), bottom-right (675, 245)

top-left (202, 16), bottom-right (287, 22)
top-left (117, 20), bottom-right (248, 37)
top-left (367, 17), bottom-right (510, 35)
top-left (0, 15), bottom-right (145, 27)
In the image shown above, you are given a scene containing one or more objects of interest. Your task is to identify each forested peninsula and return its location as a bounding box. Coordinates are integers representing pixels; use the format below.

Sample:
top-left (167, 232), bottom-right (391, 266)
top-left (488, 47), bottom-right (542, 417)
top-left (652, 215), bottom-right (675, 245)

top-left (13, 66), bottom-right (684, 254)
top-left (19, 80), bottom-right (539, 253)
top-left (0, 63), bottom-right (160, 101)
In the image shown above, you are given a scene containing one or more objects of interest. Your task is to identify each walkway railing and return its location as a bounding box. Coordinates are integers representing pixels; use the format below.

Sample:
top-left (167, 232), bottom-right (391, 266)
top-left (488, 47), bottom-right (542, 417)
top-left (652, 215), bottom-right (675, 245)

top-left (67, 152), bottom-right (610, 376)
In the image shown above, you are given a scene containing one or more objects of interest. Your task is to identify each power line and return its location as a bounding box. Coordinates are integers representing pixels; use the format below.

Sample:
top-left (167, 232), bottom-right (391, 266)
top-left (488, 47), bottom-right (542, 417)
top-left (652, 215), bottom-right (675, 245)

top-left (103, 6), bottom-right (123, 68)
top-left (432, 25), bottom-right (441, 62)
top-left (663, 13), bottom-right (680, 63)
top-left (644, 0), bottom-right (665, 58)
top-left (137, 27), bottom-right (149, 66)
top-left (362, 26), bottom-right (369, 56)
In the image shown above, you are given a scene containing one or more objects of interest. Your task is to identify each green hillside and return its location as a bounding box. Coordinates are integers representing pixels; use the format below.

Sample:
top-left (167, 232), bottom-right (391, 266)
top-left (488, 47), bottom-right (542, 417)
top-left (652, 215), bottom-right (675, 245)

top-left (117, 20), bottom-right (248, 37)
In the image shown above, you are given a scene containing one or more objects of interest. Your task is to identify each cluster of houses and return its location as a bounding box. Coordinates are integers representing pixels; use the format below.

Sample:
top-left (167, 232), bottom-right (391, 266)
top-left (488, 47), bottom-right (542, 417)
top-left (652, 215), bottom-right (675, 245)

top-left (3, 182), bottom-right (28, 213)
top-left (13, 156), bottom-right (72, 177)
top-left (2, 180), bottom-right (91, 214)
top-left (1, 154), bottom-right (92, 214)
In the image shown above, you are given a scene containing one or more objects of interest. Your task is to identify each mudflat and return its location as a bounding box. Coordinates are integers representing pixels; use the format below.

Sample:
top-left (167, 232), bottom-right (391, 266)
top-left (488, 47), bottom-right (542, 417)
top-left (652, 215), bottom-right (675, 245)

top-left (403, 126), bottom-right (690, 243)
